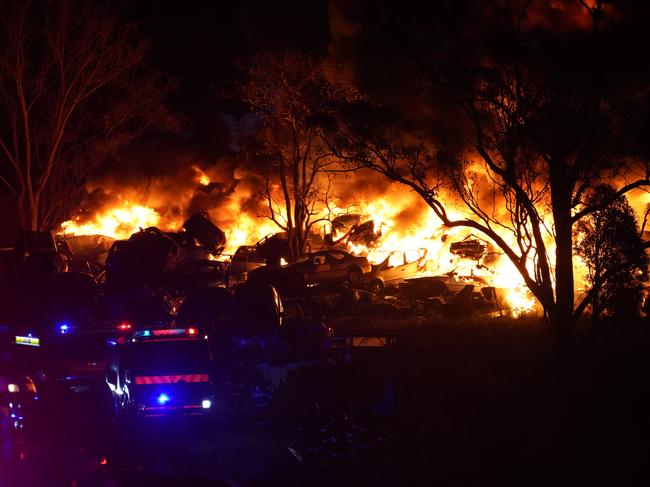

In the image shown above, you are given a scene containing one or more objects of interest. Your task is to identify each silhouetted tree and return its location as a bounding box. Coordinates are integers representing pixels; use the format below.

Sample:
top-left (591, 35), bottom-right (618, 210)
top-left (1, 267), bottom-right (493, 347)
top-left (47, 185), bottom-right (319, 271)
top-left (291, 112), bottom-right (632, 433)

top-left (575, 185), bottom-right (648, 334)
top-left (234, 50), bottom-right (357, 259)
top-left (0, 0), bottom-right (176, 231)
top-left (331, 0), bottom-right (650, 345)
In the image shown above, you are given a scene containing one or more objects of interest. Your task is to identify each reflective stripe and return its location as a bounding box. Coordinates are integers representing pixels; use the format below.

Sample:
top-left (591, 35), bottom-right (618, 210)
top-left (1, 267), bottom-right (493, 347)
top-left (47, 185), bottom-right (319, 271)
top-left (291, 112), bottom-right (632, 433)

top-left (133, 374), bottom-right (209, 384)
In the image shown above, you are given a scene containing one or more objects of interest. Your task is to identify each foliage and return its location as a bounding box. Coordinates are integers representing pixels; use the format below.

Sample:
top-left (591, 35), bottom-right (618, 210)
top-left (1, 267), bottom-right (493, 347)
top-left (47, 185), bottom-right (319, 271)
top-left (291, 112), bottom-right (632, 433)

top-left (575, 185), bottom-right (648, 327)
top-left (0, 0), bottom-right (177, 231)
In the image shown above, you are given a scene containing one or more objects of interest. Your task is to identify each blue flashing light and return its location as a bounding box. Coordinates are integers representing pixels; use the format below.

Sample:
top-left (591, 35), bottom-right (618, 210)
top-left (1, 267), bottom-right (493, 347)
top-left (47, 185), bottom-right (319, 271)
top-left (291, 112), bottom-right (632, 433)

top-left (157, 393), bottom-right (170, 405)
top-left (142, 330), bottom-right (151, 337)
top-left (107, 340), bottom-right (117, 346)
top-left (58, 323), bottom-right (70, 334)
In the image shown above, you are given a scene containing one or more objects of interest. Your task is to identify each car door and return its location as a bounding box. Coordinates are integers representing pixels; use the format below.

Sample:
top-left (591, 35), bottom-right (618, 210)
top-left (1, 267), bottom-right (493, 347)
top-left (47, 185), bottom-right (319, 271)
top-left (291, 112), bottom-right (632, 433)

top-left (304, 253), bottom-right (331, 283)
top-left (380, 252), bottom-right (406, 286)
top-left (325, 251), bottom-right (349, 280)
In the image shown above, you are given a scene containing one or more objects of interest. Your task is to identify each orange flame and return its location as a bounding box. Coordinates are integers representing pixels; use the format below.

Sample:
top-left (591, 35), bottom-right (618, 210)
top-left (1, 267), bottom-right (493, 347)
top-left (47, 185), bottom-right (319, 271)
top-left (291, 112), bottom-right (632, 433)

top-left (60, 170), bottom-right (650, 317)
top-left (60, 202), bottom-right (165, 240)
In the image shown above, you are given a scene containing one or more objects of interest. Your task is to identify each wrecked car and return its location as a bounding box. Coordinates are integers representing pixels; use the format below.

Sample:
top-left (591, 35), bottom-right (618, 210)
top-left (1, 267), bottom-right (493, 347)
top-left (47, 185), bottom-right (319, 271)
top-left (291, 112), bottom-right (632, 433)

top-left (449, 237), bottom-right (487, 260)
top-left (365, 249), bottom-right (428, 294)
top-left (347, 220), bottom-right (383, 249)
top-left (399, 271), bottom-right (488, 299)
top-left (250, 250), bottom-right (371, 297)
top-left (104, 212), bottom-right (227, 292)
top-left (228, 245), bottom-right (267, 286)
top-left (323, 213), bottom-right (362, 245)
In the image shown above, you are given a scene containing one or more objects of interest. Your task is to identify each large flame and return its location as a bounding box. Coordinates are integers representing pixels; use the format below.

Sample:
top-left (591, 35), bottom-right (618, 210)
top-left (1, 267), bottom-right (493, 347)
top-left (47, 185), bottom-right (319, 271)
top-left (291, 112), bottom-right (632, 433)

top-left (325, 192), bottom-right (539, 315)
top-left (60, 202), bottom-right (164, 240)
top-left (59, 164), bottom-right (650, 317)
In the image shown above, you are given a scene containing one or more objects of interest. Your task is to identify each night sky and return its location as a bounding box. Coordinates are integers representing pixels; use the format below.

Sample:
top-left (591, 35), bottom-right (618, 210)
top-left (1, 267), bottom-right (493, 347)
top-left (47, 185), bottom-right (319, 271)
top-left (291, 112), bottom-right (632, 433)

top-left (125, 0), bottom-right (330, 123)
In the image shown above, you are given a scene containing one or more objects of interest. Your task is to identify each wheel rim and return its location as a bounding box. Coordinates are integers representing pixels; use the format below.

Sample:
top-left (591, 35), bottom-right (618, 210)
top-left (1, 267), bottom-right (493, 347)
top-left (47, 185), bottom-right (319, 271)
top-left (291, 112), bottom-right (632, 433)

top-left (348, 269), bottom-right (361, 284)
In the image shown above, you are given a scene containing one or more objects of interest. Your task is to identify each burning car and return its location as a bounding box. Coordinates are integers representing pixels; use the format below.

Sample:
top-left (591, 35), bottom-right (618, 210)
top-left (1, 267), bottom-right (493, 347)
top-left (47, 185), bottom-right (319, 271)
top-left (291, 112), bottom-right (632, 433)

top-left (104, 212), bottom-right (227, 292)
top-left (449, 237), bottom-right (487, 260)
top-left (228, 245), bottom-right (266, 286)
top-left (365, 249), bottom-right (428, 295)
top-left (397, 272), bottom-right (488, 301)
top-left (250, 250), bottom-right (371, 296)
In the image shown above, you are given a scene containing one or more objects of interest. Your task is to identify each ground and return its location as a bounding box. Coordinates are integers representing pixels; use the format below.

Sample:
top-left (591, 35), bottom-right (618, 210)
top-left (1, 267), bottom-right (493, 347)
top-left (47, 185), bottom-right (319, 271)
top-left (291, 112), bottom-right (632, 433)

top-left (5, 316), bottom-right (650, 486)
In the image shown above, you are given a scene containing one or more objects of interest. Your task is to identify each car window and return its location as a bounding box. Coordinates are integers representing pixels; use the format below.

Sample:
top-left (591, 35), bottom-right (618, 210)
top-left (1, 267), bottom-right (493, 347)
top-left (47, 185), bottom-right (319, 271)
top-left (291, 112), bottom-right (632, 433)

top-left (388, 252), bottom-right (404, 268)
top-left (405, 249), bottom-right (422, 264)
top-left (328, 252), bottom-right (345, 261)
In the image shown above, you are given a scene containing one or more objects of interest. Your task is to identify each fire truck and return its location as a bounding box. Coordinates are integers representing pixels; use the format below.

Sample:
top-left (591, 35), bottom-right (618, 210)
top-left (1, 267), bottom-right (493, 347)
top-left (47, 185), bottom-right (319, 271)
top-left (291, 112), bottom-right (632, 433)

top-left (105, 327), bottom-right (214, 417)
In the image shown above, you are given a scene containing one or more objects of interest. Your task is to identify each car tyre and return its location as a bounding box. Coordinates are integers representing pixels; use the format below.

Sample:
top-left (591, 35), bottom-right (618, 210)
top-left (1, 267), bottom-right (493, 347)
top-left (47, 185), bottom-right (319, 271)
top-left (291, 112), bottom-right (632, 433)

top-left (369, 279), bottom-right (384, 295)
top-left (347, 267), bottom-right (362, 286)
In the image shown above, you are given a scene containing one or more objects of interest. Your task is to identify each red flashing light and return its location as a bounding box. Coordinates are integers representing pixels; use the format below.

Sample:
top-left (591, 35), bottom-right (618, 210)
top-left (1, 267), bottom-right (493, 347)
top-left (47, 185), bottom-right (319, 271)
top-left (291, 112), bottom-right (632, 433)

top-left (187, 327), bottom-right (197, 335)
top-left (99, 456), bottom-right (108, 465)
top-left (118, 322), bottom-right (132, 331)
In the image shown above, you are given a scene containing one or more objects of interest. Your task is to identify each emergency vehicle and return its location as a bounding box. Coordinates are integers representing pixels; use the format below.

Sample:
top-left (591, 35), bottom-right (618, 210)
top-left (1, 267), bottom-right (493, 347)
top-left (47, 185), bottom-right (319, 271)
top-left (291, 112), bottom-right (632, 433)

top-left (106, 327), bottom-right (214, 417)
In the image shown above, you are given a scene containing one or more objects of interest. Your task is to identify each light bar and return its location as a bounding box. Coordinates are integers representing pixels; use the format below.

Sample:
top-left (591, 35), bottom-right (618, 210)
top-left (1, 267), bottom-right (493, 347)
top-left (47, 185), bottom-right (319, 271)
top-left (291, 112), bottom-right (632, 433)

top-left (134, 328), bottom-right (199, 338)
top-left (15, 336), bottom-right (40, 347)
top-left (117, 322), bottom-right (132, 331)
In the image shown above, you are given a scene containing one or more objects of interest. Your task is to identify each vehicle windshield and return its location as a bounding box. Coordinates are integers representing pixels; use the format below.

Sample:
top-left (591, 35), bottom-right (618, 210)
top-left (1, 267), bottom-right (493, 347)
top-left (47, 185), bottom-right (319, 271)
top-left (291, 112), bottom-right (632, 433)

top-left (126, 340), bottom-right (211, 375)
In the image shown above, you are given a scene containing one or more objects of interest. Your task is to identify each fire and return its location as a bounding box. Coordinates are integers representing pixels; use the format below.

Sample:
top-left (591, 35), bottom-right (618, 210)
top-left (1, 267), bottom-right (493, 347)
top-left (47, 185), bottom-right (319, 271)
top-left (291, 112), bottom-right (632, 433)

top-left (57, 183), bottom-right (545, 316)
top-left (68, 162), bottom-right (650, 317)
top-left (193, 165), bottom-right (211, 186)
top-left (333, 191), bottom-right (540, 315)
top-left (60, 202), bottom-right (164, 240)
top-left (210, 189), bottom-right (283, 255)
top-left (219, 212), bottom-right (279, 255)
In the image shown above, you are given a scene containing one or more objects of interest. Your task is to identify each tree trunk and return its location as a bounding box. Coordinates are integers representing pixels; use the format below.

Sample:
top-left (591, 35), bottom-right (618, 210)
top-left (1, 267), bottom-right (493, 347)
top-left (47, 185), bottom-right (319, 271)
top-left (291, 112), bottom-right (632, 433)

top-left (591, 289), bottom-right (601, 339)
top-left (550, 169), bottom-right (575, 348)
top-left (29, 198), bottom-right (39, 231)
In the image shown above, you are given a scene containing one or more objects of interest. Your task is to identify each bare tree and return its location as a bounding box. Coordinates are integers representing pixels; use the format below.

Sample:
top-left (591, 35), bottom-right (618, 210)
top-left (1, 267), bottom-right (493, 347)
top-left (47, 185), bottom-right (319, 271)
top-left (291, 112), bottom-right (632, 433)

top-left (331, 0), bottom-right (650, 345)
top-left (235, 50), bottom-right (356, 260)
top-left (0, 0), bottom-right (176, 231)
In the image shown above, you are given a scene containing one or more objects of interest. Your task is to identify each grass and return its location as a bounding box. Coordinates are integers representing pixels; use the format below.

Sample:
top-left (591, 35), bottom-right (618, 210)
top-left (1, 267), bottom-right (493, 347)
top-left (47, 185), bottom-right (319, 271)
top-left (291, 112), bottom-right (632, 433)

top-left (305, 315), bottom-right (650, 484)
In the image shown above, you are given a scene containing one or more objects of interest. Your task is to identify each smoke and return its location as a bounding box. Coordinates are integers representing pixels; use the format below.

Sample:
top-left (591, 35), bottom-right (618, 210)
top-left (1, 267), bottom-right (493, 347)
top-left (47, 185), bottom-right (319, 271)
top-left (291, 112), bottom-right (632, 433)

top-left (62, 0), bottom-right (643, 254)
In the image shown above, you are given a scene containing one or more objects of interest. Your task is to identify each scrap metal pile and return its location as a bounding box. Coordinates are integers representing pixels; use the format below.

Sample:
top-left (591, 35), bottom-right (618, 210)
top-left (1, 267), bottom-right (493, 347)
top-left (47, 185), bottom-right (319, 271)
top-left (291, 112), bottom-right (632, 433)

top-left (49, 209), bottom-right (530, 323)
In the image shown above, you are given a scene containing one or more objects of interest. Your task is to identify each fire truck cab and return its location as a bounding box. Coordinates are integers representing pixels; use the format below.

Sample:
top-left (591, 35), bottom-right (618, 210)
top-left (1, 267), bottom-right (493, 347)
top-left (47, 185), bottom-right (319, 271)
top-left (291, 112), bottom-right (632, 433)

top-left (106, 327), bottom-right (214, 417)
